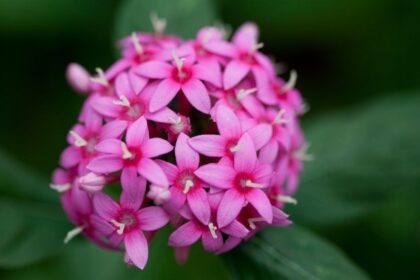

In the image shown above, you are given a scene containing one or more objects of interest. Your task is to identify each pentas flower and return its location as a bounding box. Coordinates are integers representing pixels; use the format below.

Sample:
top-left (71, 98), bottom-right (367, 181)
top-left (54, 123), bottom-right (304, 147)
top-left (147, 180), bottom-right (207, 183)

top-left (87, 117), bottom-right (173, 186)
top-left (52, 20), bottom-right (309, 270)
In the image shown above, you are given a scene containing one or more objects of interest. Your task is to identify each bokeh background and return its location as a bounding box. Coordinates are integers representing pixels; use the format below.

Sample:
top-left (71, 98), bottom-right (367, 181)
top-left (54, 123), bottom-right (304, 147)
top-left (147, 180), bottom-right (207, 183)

top-left (0, 0), bottom-right (419, 279)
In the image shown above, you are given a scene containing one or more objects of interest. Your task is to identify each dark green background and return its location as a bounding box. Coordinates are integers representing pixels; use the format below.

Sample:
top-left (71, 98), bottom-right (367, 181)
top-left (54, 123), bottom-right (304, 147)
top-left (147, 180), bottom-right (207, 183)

top-left (0, 0), bottom-right (419, 279)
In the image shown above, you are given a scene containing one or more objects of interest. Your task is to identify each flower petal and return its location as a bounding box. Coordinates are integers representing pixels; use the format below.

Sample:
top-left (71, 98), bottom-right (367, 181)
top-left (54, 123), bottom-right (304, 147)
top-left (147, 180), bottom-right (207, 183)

top-left (156, 159), bottom-right (178, 183)
top-left (175, 133), bottom-right (199, 169)
top-left (181, 79), bottom-right (211, 114)
top-left (87, 155), bottom-right (123, 174)
top-left (194, 163), bottom-right (235, 189)
top-left (147, 107), bottom-right (177, 124)
top-left (149, 79), bottom-right (181, 113)
top-left (126, 116), bottom-right (148, 147)
top-left (120, 167), bottom-right (146, 210)
top-left (245, 188), bottom-right (273, 224)
top-left (93, 191), bottom-right (120, 220)
top-left (100, 120), bottom-right (128, 140)
top-left (187, 188), bottom-right (211, 224)
top-left (138, 158), bottom-right (169, 186)
top-left (259, 139), bottom-right (279, 164)
top-left (221, 220), bottom-right (249, 238)
top-left (129, 70), bottom-right (148, 94)
top-left (217, 189), bottom-right (245, 228)
top-left (223, 60), bottom-right (250, 90)
top-left (234, 133), bottom-right (257, 172)
top-left (232, 22), bottom-right (259, 52)
top-left (134, 61), bottom-right (172, 79)
top-left (165, 187), bottom-right (186, 213)
top-left (59, 146), bottom-right (81, 168)
top-left (142, 138), bottom-right (173, 158)
top-left (202, 230), bottom-right (223, 252)
top-left (168, 221), bottom-right (202, 247)
top-left (125, 230), bottom-right (149, 269)
top-left (115, 72), bottom-right (135, 99)
top-left (95, 139), bottom-right (123, 154)
top-left (216, 105), bottom-right (242, 139)
top-left (192, 60), bottom-right (222, 87)
top-left (137, 206), bottom-right (169, 231)
top-left (189, 135), bottom-right (225, 157)
top-left (247, 123), bottom-right (272, 150)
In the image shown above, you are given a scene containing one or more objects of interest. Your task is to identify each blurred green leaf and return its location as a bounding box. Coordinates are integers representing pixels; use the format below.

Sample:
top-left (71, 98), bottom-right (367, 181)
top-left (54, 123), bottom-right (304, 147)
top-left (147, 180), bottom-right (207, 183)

top-left (290, 92), bottom-right (420, 226)
top-left (0, 149), bottom-right (68, 268)
top-left (114, 0), bottom-right (218, 41)
top-left (224, 225), bottom-right (369, 279)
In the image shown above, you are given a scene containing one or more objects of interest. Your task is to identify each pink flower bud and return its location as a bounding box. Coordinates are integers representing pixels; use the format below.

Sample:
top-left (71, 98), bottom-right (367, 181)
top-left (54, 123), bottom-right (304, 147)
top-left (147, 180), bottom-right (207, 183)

top-left (66, 63), bottom-right (91, 94)
top-left (78, 172), bottom-right (106, 192)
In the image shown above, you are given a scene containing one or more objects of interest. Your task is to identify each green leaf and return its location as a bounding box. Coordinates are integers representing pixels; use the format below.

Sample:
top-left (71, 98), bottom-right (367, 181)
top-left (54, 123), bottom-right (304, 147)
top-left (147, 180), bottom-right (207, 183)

top-left (224, 225), bottom-right (369, 280)
top-left (289, 92), bottom-right (420, 226)
top-left (114, 0), bottom-right (218, 41)
top-left (0, 149), bottom-right (68, 268)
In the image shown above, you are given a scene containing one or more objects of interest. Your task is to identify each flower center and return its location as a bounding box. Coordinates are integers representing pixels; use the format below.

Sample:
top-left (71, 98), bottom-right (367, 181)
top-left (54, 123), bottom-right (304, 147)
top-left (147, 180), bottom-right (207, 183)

top-left (112, 210), bottom-right (139, 234)
top-left (239, 52), bottom-right (257, 65)
top-left (225, 90), bottom-right (242, 109)
top-left (176, 170), bottom-right (198, 193)
top-left (225, 138), bottom-right (240, 156)
top-left (233, 173), bottom-right (263, 191)
top-left (171, 66), bottom-right (192, 83)
top-left (121, 143), bottom-right (142, 166)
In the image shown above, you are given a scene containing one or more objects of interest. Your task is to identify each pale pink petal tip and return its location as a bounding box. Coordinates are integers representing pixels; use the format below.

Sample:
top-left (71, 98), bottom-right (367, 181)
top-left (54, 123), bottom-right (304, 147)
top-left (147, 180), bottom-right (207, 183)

top-left (66, 63), bottom-right (91, 93)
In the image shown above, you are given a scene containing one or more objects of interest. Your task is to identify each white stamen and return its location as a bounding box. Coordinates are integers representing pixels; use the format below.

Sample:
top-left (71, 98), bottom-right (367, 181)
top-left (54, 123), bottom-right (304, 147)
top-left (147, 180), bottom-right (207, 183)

top-left (208, 222), bottom-right (218, 239)
top-left (251, 41), bottom-right (264, 52)
top-left (64, 225), bottom-right (85, 244)
top-left (236, 88), bottom-right (257, 100)
top-left (90, 68), bottom-right (109, 87)
top-left (49, 183), bottom-right (71, 193)
top-left (202, 30), bottom-right (213, 45)
top-left (275, 195), bottom-right (298, 205)
top-left (229, 144), bottom-right (241, 153)
top-left (121, 142), bottom-right (134, 159)
top-left (293, 142), bottom-right (314, 161)
top-left (248, 217), bottom-right (265, 230)
top-left (272, 109), bottom-right (290, 124)
top-left (150, 12), bottom-right (167, 35)
top-left (183, 179), bottom-right (194, 194)
top-left (69, 130), bottom-right (88, 147)
top-left (171, 49), bottom-right (184, 72)
top-left (169, 116), bottom-right (182, 124)
top-left (131, 32), bottom-right (143, 54)
top-left (112, 95), bottom-right (131, 107)
top-left (110, 219), bottom-right (126, 235)
top-left (280, 70), bottom-right (297, 94)
top-left (245, 180), bottom-right (264, 188)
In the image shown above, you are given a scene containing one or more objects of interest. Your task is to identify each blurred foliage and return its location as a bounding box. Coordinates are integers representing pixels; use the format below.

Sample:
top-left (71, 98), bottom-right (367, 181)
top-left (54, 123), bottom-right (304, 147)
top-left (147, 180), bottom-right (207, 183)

top-left (0, 0), bottom-right (419, 279)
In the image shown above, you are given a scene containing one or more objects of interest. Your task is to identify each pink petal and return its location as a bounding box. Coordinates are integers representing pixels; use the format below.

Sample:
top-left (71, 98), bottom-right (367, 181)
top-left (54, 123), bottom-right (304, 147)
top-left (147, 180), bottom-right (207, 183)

top-left (95, 139), bottom-right (122, 154)
top-left (90, 214), bottom-right (115, 235)
top-left (247, 123), bottom-right (272, 150)
top-left (245, 188), bottom-right (273, 223)
top-left (149, 79), bottom-right (181, 112)
top-left (115, 72), bottom-right (135, 99)
top-left (175, 133), bottom-right (199, 169)
top-left (138, 206), bottom-right (169, 231)
top-left (259, 139), bottom-right (279, 164)
top-left (232, 22), bottom-right (259, 52)
top-left (84, 109), bottom-right (102, 133)
top-left (126, 117), bottom-right (148, 147)
top-left (147, 107), bottom-right (177, 124)
top-left (93, 191), bottom-right (120, 220)
top-left (189, 135), bottom-right (225, 157)
top-left (124, 230), bottom-right (149, 269)
top-left (217, 189), bottom-right (245, 228)
top-left (100, 120), bottom-right (128, 140)
top-left (187, 188), bottom-right (211, 224)
top-left (205, 41), bottom-right (237, 57)
top-left (192, 60), bottom-right (222, 87)
top-left (223, 60), bottom-right (250, 90)
top-left (138, 158), bottom-right (169, 186)
top-left (168, 221), bottom-right (202, 247)
top-left (234, 133), bottom-right (257, 172)
top-left (120, 167), bottom-right (146, 210)
top-left (156, 159), bottom-right (178, 183)
top-left (66, 63), bottom-right (90, 93)
top-left (181, 79), bottom-right (211, 114)
top-left (202, 230), bottom-right (223, 252)
top-left (87, 155), bottom-right (124, 173)
top-left (216, 105), bottom-right (242, 139)
top-left (253, 163), bottom-right (273, 186)
top-left (272, 207), bottom-right (291, 227)
top-left (221, 220), bottom-right (249, 238)
top-left (142, 138), bottom-right (173, 158)
top-left (194, 163), bottom-right (235, 189)
top-left (165, 187), bottom-right (187, 213)
top-left (216, 236), bottom-right (242, 255)
top-left (59, 146), bottom-right (81, 168)
top-left (129, 70), bottom-right (148, 94)
top-left (134, 61), bottom-right (172, 79)
top-left (91, 97), bottom-right (120, 118)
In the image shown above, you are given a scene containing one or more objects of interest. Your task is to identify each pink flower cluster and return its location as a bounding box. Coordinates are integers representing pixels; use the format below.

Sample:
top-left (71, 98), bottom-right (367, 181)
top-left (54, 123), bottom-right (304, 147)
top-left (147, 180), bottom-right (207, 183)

top-left (52, 21), bottom-right (309, 269)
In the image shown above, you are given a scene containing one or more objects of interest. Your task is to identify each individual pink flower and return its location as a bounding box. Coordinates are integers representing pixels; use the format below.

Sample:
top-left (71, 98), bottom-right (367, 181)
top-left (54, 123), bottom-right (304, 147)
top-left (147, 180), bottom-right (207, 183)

top-left (194, 133), bottom-right (273, 227)
top-left (60, 109), bottom-right (128, 174)
top-left (189, 105), bottom-right (271, 159)
top-left (93, 168), bottom-right (169, 269)
top-left (205, 23), bottom-right (275, 91)
top-left (135, 47), bottom-right (221, 113)
top-left (157, 133), bottom-right (210, 224)
top-left (87, 117), bottom-right (173, 186)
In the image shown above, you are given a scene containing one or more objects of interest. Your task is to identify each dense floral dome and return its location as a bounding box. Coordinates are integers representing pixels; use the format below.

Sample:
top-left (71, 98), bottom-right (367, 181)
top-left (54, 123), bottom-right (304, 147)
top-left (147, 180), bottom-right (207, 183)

top-left (51, 20), bottom-right (309, 269)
